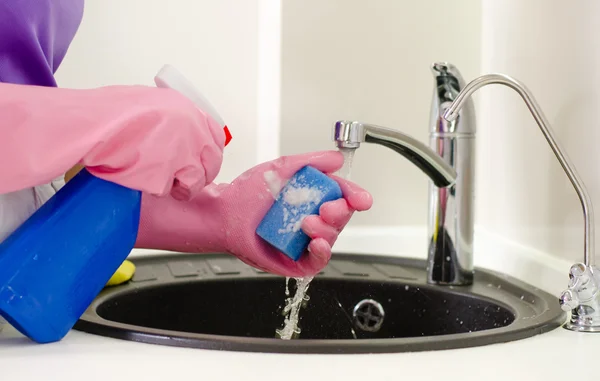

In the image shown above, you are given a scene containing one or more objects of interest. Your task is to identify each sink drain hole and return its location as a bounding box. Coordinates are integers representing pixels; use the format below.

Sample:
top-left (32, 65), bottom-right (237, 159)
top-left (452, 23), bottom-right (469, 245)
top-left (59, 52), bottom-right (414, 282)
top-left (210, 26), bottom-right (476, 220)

top-left (353, 299), bottom-right (385, 332)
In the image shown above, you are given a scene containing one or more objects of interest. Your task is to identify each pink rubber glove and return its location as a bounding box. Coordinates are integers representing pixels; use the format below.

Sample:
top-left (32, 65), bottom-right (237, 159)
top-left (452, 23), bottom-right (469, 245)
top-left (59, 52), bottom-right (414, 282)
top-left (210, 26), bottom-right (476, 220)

top-left (137, 151), bottom-right (373, 277)
top-left (0, 82), bottom-right (224, 199)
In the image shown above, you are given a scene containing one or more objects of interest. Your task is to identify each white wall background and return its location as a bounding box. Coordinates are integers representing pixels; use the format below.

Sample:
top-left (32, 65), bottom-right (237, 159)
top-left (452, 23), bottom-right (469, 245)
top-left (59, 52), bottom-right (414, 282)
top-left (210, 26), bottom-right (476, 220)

top-left (55, 0), bottom-right (599, 264)
top-left (478, 0), bottom-right (600, 263)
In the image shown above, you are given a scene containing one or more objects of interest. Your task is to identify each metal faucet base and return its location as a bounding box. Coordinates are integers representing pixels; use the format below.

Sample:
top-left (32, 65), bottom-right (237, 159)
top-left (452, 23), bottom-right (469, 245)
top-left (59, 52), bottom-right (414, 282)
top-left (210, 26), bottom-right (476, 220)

top-left (427, 229), bottom-right (473, 286)
top-left (563, 322), bottom-right (600, 333)
top-left (560, 263), bottom-right (600, 332)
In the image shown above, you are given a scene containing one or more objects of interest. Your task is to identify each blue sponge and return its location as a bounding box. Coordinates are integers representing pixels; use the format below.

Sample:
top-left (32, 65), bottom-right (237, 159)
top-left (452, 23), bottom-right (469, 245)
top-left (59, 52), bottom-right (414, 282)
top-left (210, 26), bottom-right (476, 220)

top-left (256, 166), bottom-right (343, 261)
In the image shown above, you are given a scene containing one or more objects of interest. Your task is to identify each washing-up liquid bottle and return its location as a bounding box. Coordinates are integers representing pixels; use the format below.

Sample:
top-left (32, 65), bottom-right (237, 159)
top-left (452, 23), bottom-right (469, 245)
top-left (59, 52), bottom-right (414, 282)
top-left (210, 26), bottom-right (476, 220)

top-left (0, 65), bottom-right (231, 343)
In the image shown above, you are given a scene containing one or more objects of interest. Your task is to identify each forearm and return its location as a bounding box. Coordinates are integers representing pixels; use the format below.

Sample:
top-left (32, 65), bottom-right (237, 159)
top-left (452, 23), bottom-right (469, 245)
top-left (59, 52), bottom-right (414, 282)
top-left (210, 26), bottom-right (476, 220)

top-left (0, 82), bottom-right (181, 194)
top-left (135, 183), bottom-right (228, 253)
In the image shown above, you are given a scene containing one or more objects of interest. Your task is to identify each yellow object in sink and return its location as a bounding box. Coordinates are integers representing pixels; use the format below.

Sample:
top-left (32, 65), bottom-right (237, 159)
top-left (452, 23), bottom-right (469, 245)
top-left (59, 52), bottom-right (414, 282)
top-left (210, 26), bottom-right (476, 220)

top-left (105, 260), bottom-right (136, 287)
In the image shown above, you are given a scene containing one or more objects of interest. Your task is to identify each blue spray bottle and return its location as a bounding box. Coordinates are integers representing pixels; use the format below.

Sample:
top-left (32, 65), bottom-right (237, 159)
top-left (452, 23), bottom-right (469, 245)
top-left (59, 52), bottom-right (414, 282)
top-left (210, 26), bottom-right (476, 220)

top-left (0, 65), bottom-right (231, 343)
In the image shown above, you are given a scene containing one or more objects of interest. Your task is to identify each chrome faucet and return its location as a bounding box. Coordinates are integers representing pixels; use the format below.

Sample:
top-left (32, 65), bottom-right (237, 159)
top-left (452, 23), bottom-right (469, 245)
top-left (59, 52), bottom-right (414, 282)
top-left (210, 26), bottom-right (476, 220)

top-left (427, 63), bottom-right (476, 286)
top-left (443, 72), bottom-right (598, 332)
top-left (332, 121), bottom-right (456, 188)
top-left (332, 64), bottom-right (598, 333)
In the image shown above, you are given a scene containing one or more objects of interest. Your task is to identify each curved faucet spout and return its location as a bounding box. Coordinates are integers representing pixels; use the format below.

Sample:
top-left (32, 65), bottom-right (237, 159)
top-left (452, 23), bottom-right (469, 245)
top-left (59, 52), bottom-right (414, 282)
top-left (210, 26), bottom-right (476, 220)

top-left (333, 120), bottom-right (457, 188)
top-left (443, 73), bottom-right (595, 268)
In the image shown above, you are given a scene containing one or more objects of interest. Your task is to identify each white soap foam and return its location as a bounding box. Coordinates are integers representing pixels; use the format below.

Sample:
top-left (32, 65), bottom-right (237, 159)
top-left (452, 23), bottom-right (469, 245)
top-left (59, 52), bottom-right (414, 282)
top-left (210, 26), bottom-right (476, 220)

top-left (282, 207), bottom-right (290, 223)
top-left (277, 217), bottom-right (306, 234)
top-left (277, 181), bottom-right (324, 235)
top-left (263, 170), bottom-right (282, 198)
top-left (282, 186), bottom-right (323, 206)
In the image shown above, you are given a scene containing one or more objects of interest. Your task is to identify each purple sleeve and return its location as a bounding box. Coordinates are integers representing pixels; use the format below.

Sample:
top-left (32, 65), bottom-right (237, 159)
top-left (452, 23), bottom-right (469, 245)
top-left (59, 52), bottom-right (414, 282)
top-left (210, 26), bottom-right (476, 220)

top-left (0, 0), bottom-right (84, 87)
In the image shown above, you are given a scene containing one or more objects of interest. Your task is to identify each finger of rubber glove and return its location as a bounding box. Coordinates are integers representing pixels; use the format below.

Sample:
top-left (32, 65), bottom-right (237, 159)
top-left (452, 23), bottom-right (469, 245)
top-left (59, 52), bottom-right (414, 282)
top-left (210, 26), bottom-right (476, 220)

top-left (302, 215), bottom-right (339, 246)
top-left (200, 144), bottom-right (224, 185)
top-left (157, 99), bottom-right (223, 196)
top-left (275, 237), bottom-right (332, 278)
top-left (329, 174), bottom-right (373, 211)
top-left (171, 166), bottom-right (206, 201)
top-left (204, 112), bottom-right (227, 150)
top-left (302, 238), bottom-right (332, 276)
top-left (271, 151), bottom-right (343, 181)
top-left (170, 145), bottom-right (223, 201)
top-left (171, 182), bottom-right (191, 201)
top-left (319, 198), bottom-right (353, 230)
top-left (270, 238), bottom-right (332, 277)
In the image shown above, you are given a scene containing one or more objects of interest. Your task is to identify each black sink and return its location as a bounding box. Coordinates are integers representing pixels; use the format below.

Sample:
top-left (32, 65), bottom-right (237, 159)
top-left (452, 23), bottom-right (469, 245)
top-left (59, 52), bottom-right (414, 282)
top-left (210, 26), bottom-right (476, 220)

top-left (74, 253), bottom-right (566, 353)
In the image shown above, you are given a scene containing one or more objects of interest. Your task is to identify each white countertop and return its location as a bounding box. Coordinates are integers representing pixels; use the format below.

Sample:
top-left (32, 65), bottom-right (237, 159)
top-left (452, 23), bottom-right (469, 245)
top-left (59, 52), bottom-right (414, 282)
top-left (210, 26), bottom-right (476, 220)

top-left (0, 227), bottom-right (596, 381)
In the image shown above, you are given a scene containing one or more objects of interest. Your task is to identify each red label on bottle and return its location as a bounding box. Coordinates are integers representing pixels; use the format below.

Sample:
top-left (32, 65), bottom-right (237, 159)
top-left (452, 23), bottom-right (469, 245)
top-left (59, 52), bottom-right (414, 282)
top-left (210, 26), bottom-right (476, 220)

top-left (223, 126), bottom-right (232, 146)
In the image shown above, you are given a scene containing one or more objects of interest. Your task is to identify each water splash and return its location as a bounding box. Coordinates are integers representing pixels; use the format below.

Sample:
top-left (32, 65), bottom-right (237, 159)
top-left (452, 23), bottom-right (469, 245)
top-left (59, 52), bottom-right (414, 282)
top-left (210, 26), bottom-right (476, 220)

top-left (276, 277), bottom-right (313, 340)
top-left (276, 147), bottom-right (355, 340)
top-left (335, 148), bottom-right (356, 180)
